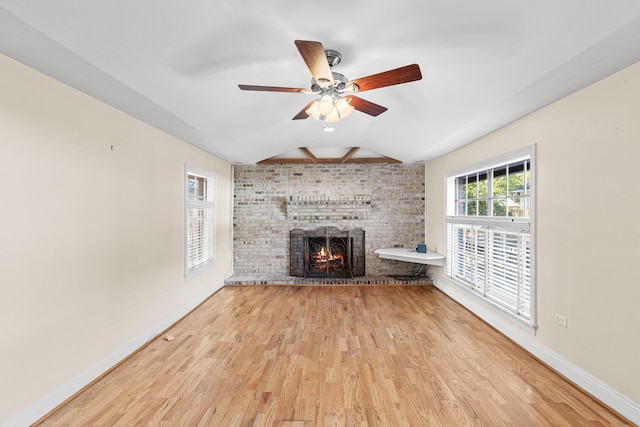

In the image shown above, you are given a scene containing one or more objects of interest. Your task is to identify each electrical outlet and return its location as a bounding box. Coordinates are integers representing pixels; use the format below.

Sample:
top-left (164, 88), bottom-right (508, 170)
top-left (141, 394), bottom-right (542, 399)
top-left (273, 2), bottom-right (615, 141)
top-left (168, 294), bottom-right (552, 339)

top-left (554, 313), bottom-right (568, 328)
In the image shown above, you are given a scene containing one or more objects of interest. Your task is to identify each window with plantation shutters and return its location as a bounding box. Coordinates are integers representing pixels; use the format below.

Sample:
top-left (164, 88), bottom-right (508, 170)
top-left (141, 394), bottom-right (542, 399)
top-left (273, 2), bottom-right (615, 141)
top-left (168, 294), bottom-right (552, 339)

top-left (445, 147), bottom-right (535, 328)
top-left (185, 167), bottom-right (216, 275)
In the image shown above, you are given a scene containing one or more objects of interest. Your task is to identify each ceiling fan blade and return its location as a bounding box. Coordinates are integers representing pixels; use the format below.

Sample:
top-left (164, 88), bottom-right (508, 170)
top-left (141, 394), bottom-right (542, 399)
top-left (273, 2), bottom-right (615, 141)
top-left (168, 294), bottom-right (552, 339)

top-left (294, 40), bottom-right (334, 85)
top-left (238, 85), bottom-right (308, 93)
top-left (347, 64), bottom-right (422, 93)
top-left (292, 101), bottom-right (316, 120)
top-left (348, 96), bottom-right (388, 116)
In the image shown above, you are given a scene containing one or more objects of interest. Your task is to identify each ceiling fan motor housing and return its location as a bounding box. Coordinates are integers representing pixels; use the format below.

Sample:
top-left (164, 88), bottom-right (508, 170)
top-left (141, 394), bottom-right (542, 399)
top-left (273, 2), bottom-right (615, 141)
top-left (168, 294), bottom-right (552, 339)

top-left (311, 72), bottom-right (349, 94)
top-left (324, 49), bottom-right (341, 67)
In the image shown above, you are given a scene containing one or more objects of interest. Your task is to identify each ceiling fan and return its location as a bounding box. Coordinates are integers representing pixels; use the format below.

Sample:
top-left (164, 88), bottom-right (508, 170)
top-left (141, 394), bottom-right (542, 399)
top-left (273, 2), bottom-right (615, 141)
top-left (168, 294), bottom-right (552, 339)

top-left (239, 40), bottom-right (422, 129)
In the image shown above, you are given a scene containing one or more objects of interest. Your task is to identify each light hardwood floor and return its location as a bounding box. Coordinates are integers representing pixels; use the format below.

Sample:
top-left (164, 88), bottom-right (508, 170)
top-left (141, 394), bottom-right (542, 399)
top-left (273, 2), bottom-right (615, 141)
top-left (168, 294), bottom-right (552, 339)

top-left (36, 285), bottom-right (631, 426)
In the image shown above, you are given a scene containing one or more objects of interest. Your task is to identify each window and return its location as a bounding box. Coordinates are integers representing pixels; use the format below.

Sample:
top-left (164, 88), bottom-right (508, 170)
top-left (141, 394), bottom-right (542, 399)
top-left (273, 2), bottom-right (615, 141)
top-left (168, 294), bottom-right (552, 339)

top-left (445, 146), bottom-right (535, 328)
top-left (185, 166), bottom-right (216, 275)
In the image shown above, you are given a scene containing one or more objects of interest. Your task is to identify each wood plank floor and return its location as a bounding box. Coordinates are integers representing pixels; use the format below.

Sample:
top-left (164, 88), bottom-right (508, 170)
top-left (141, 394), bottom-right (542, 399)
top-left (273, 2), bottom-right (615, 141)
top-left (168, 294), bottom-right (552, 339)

top-left (36, 285), bottom-right (631, 426)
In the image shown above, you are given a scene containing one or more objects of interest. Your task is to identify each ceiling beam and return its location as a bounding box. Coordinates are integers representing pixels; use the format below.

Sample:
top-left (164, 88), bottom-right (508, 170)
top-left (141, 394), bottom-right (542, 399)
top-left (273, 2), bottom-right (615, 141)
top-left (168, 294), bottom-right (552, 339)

top-left (340, 147), bottom-right (360, 163)
top-left (257, 147), bottom-right (401, 164)
top-left (299, 147), bottom-right (318, 163)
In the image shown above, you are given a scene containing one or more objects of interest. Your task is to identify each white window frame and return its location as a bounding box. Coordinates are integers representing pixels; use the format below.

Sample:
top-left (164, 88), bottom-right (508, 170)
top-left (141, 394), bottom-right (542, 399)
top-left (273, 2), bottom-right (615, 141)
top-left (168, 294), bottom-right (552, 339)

top-left (444, 145), bottom-right (536, 330)
top-left (185, 165), bottom-right (217, 277)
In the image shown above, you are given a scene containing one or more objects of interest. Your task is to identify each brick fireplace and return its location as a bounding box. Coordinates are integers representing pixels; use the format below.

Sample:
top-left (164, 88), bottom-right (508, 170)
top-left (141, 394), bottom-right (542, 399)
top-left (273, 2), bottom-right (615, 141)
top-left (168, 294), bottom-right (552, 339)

top-left (233, 163), bottom-right (425, 278)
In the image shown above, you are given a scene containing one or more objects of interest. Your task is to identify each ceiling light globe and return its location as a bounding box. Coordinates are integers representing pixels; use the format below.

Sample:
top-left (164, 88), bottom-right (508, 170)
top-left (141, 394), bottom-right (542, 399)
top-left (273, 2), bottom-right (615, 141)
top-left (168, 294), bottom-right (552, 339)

top-left (305, 101), bottom-right (321, 120)
top-left (324, 109), bottom-right (341, 123)
top-left (318, 95), bottom-right (334, 116)
top-left (335, 97), bottom-right (354, 119)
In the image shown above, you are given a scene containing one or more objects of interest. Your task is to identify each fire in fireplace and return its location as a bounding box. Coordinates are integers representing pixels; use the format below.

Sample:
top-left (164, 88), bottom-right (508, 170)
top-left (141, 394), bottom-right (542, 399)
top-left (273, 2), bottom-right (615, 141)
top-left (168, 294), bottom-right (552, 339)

top-left (290, 227), bottom-right (365, 278)
top-left (308, 236), bottom-right (348, 276)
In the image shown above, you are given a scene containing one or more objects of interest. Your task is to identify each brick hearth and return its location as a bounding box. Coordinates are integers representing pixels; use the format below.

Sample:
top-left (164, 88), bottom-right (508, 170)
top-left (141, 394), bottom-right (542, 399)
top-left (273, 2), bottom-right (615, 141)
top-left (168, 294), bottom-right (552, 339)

top-left (224, 274), bottom-right (433, 286)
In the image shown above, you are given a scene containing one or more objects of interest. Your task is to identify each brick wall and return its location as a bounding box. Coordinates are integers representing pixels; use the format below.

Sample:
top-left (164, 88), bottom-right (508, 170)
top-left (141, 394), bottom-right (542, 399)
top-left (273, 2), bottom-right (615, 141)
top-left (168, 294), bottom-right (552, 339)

top-left (233, 163), bottom-right (425, 276)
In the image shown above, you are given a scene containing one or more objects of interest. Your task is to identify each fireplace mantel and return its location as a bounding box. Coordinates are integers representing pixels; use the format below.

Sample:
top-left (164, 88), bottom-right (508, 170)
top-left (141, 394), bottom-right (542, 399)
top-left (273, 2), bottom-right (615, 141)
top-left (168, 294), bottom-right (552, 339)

top-left (286, 195), bottom-right (371, 221)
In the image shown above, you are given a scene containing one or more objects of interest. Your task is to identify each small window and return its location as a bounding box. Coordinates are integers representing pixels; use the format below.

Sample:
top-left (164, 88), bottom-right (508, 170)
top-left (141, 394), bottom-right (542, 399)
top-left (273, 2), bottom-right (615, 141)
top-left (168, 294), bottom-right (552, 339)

top-left (185, 166), bottom-right (216, 275)
top-left (454, 160), bottom-right (531, 218)
top-left (445, 146), bottom-right (535, 329)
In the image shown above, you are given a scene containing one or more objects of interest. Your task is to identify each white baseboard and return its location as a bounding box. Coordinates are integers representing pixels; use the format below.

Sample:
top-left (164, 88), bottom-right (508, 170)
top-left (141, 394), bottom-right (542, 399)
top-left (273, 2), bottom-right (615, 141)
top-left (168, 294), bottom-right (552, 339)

top-left (433, 278), bottom-right (640, 425)
top-left (1, 281), bottom-right (224, 427)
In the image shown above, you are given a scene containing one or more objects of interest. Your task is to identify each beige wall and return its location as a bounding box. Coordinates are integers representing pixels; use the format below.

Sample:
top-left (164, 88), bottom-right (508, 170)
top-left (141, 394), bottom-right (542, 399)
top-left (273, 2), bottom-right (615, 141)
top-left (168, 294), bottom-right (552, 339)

top-left (0, 53), bottom-right (232, 423)
top-left (426, 61), bottom-right (640, 407)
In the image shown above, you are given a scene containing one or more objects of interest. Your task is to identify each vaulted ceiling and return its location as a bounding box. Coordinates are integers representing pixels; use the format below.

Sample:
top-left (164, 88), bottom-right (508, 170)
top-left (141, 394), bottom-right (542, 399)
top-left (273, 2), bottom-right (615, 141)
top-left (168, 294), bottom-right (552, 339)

top-left (2, 1), bottom-right (640, 164)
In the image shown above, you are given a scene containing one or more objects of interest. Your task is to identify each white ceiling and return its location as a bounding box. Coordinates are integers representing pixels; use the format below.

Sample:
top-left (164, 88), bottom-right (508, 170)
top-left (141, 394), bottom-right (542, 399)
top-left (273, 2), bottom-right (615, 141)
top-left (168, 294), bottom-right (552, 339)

top-left (2, 1), bottom-right (640, 164)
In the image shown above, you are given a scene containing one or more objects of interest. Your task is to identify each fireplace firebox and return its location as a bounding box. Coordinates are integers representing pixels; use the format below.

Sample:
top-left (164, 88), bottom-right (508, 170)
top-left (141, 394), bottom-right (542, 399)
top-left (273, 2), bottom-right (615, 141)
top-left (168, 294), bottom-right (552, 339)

top-left (290, 227), bottom-right (365, 278)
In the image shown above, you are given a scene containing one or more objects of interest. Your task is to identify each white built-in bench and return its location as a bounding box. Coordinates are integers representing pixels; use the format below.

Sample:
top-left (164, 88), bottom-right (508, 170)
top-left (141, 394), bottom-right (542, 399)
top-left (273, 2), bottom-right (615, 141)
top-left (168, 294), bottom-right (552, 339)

top-left (374, 247), bottom-right (445, 267)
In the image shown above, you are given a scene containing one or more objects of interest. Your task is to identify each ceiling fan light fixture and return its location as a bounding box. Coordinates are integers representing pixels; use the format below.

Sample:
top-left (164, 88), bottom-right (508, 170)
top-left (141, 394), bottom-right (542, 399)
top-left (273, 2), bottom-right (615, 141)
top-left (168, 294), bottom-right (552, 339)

top-left (324, 109), bottom-right (341, 123)
top-left (306, 93), bottom-right (354, 124)
top-left (318, 94), bottom-right (335, 116)
top-left (304, 100), bottom-right (328, 122)
top-left (305, 101), bottom-right (321, 120)
top-left (335, 97), bottom-right (354, 119)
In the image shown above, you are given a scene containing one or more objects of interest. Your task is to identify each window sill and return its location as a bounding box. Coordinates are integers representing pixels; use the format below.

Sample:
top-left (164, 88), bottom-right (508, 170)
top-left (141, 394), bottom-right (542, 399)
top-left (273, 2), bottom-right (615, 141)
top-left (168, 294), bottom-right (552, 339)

top-left (184, 259), bottom-right (215, 280)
